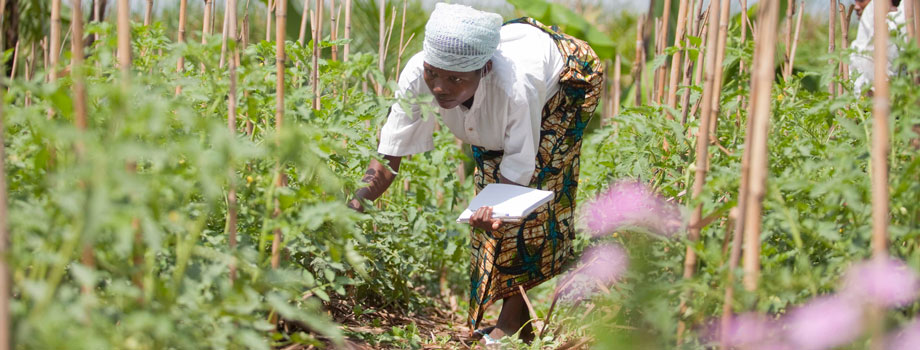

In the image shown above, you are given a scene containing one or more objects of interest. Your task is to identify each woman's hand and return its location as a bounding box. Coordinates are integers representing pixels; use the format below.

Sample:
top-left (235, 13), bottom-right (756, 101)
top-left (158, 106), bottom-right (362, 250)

top-left (347, 197), bottom-right (364, 213)
top-left (469, 206), bottom-right (503, 232)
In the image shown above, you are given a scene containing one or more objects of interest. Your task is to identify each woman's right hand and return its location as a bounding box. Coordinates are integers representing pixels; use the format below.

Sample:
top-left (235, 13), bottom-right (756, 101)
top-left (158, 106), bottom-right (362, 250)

top-left (347, 197), bottom-right (364, 213)
top-left (469, 206), bottom-right (503, 232)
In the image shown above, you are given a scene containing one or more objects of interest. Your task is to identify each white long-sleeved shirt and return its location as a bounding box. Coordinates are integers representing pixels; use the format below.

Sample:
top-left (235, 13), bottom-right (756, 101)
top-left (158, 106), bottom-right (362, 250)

top-left (850, 0), bottom-right (906, 94)
top-left (377, 23), bottom-right (566, 185)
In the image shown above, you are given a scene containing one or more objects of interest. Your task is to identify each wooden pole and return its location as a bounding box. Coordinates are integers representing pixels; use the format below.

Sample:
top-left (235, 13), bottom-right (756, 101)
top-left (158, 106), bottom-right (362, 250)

top-left (870, 0), bottom-right (891, 258)
top-left (227, 0), bottom-right (239, 283)
top-left (828, 0), bottom-right (837, 96)
top-left (914, 0), bottom-right (920, 48)
top-left (330, 0), bottom-right (338, 61)
top-left (265, 0), bottom-right (273, 42)
top-left (94, 0), bottom-right (103, 41)
top-left (0, 1), bottom-right (9, 344)
top-left (741, 0), bottom-right (780, 292)
top-left (665, 0), bottom-right (690, 113)
top-left (7, 41), bottom-right (17, 83)
top-left (220, 0), bottom-right (231, 69)
top-left (312, 0), bottom-right (320, 109)
top-left (376, 0), bottom-right (385, 95)
top-left (906, 0), bottom-right (916, 41)
top-left (118, 0), bottom-right (131, 79)
top-left (785, 2), bottom-right (804, 79)
top-left (271, 0), bottom-right (286, 270)
top-left (708, 0), bottom-right (731, 141)
top-left (242, 0), bottom-right (254, 137)
top-left (676, 0), bottom-right (721, 343)
top-left (651, 17), bottom-right (661, 103)
top-left (633, 15), bottom-right (646, 106)
top-left (655, 0), bottom-right (673, 104)
top-left (50, 0), bottom-right (62, 82)
top-left (298, 0), bottom-right (308, 44)
top-left (73, 0), bottom-right (95, 295)
top-left (783, 0), bottom-right (794, 74)
top-left (613, 54), bottom-right (621, 118)
top-left (73, 1), bottom-right (88, 132)
top-left (394, 0), bottom-right (407, 82)
top-left (176, 0), bottom-right (188, 96)
top-left (145, 0), bottom-right (154, 26)
top-left (837, 3), bottom-right (849, 95)
top-left (343, 0), bottom-right (351, 62)
top-left (203, 0), bottom-right (213, 42)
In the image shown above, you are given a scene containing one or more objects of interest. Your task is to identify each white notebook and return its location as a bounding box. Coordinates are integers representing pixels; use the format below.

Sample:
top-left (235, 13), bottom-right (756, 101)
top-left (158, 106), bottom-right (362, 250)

top-left (457, 184), bottom-right (554, 223)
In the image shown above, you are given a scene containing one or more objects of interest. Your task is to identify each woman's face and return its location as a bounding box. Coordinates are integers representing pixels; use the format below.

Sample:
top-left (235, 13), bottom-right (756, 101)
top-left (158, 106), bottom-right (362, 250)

top-left (854, 0), bottom-right (871, 16)
top-left (422, 61), bottom-right (491, 109)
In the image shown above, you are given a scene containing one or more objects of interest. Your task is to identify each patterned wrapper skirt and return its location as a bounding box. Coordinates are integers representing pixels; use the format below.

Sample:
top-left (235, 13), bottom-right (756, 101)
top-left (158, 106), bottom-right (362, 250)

top-left (468, 17), bottom-right (604, 332)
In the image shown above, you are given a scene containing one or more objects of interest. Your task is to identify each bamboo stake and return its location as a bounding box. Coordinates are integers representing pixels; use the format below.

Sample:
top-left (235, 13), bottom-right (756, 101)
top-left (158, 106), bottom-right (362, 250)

top-left (676, 0), bottom-right (721, 343)
top-left (330, 0), bottom-right (338, 61)
top-left (837, 3), bottom-right (849, 95)
top-left (665, 0), bottom-right (690, 114)
top-left (687, 10), bottom-right (710, 123)
top-left (343, 0), bottom-right (351, 62)
top-left (738, 0), bottom-right (749, 76)
top-left (719, 207), bottom-right (743, 348)
top-left (220, 0), bottom-right (231, 68)
top-left (828, 0), bottom-right (837, 96)
top-left (741, 0), bottom-right (780, 292)
top-left (145, 0), bottom-right (154, 25)
top-left (613, 54), bottom-right (621, 118)
top-left (50, 0), bottom-right (62, 82)
top-left (394, 0), bottom-right (407, 82)
top-left (652, 17), bottom-right (661, 103)
top-left (271, 0), bottom-right (286, 270)
top-left (72, 0), bottom-right (95, 295)
top-left (906, 0), bottom-right (916, 41)
top-left (376, 0), bottom-right (386, 95)
top-left (708, 0), bottom-right (731, 141)
top-left (870, 0), bottom-right (891, 258)
top-left (226, 0), bottom-right (239, 283)
top-left (24, 42), bottom-right (35, 105)
top-left (94, 0), bottom-right (102, 41)
top-left (118, 0), bottom-right (131, 79)
top-left (42, 37), bottom-right (48, 81)
top-left (783, 0), bottom-right (794, 73)
top-left (0, 6), bottom-right (9, 348)
top-left (176, 0), bottom-right (188, 96)
top-left (7, 41), bottom-right (17, 83)
top-left (633, 15), bottom-right (646, 106)
top-left (298, 0), bottom-right (308, 44)
top-left (785, 2), bottom-right (804, 79)
top-left (655, 0), bottom-right (672, 104)
top-left (312, 0), bottom-right (320, 109)
top-left (915, 0), bottom-right (920, 48)
top-left (265, 0), bottom-right (273, 42)
top-left (242, 0), bottom-right (253, 137)
top-left (210, 0), bottom-right (218, 35)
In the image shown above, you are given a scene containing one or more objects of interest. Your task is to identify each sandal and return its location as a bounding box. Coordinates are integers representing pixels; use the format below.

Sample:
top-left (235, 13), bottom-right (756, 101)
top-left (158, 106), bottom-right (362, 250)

top-left (471, 326), bottom-right (498, 345)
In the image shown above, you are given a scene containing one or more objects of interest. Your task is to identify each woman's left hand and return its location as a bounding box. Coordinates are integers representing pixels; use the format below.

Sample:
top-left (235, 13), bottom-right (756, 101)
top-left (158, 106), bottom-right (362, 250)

top-left (469, 206), bottom-right (503, 232)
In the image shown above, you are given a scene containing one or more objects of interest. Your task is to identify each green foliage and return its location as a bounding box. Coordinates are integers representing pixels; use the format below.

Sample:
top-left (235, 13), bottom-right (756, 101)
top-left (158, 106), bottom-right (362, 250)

top-left (573, 26), bottom-right (920, 349)
top-left (4, 11), bottom-right (469, 349)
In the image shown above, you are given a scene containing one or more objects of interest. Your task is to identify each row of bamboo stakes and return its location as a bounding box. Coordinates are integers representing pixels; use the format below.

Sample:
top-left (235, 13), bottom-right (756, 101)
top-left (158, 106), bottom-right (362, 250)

top-left (0, 0), bottom-right (914, 348)
top-left (619, 0), bottom-right (909, 346)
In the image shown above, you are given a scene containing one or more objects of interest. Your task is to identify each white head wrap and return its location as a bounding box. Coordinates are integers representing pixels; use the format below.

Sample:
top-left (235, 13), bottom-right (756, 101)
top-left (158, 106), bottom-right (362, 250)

top-left (423, 3), bottom-right (503, 72)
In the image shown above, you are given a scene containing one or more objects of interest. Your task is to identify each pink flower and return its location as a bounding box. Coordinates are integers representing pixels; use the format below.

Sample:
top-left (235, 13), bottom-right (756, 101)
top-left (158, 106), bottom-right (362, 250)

top-left (783, 296), bottom-right (864, 350)
top-left (558, 244), bottom-right (628, 300)
top-left (887, 319), bottom-right (920, 350)
top-left (719, 313), bottom-right (780, 348)
top-left (841, 257), bottom-right (920, 308)
top-left (582, 180), bottom-right (684, 238)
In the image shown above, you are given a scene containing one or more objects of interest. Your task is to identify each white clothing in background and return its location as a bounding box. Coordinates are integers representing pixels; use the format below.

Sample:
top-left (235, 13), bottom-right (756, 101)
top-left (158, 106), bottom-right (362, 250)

top-left (849, 0), bottom-right (906, 94)
top-left (377, 23), bottom-right (566, 185)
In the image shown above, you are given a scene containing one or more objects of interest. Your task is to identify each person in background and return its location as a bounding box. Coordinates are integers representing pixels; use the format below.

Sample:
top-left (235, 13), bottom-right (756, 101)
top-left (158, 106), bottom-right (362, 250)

top-left (850, 0), bottom-right (906, 95)
top-left (347, 2), bottom-right (604, 346)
